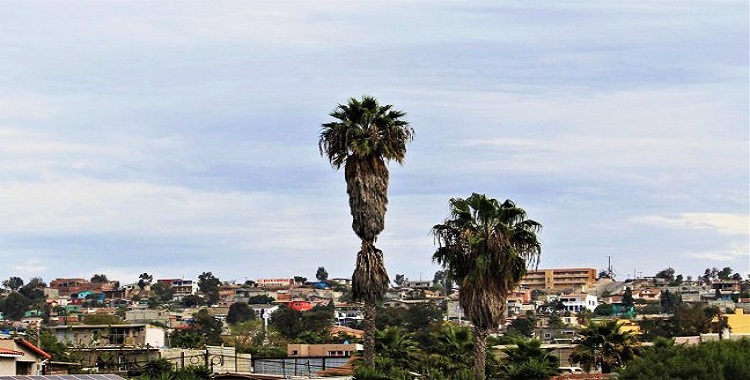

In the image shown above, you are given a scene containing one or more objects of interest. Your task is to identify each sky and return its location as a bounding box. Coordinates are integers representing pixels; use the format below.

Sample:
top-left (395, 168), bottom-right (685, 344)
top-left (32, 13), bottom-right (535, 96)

top-left (0, 1), bottom-right (747, 286)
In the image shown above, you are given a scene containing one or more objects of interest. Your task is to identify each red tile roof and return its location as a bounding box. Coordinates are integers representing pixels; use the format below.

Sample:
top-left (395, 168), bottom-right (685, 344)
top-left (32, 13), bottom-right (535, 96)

top-left (0, 347), bottom-right (23, 356)
top-left (16, 338), bottom-right (52, 359)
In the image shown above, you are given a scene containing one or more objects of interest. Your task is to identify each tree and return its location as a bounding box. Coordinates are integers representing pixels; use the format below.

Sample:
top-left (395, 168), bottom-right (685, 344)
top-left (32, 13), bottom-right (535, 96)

top-left (623, 287), bottom-right (635, 309)
top-left (498, 338), bottom-right (560, 380)
top-left (316, 266), bottom-right (329, 282)
top-left (293, 276), bottom-right (307, 284)
top-left (197, 272), bottom-right (221, 305)
top-left (374, 326), bottom-right (419, 375)
top-left (247, 295), bottom-right (275, 304)
top-left (319, 95), bottom-right (414, 367)
top-left (0, 291), bottom-right (30, 320)
top-left (227, 302), bottom-right (256, 325)
top-left (150, 282), bottom-right (174, 302)
top-left (138, 273), bottom-right (153, 290)
top-left (90, 274), bottom-right (109, 283)
top-left (718, 266), bottom-right (733, 280)
top-left (505, 312), bottom-right (538, 338)
top-left (619, 339), bottom-right (750, 380)
top-left (654, 268), bottom-right (675, 282)
top-left (2, 277), bottom-right (24, 291)
top-left (432, 193), bottom-right (542, 380)
top-left (569, 320), bottom-right (636, 373)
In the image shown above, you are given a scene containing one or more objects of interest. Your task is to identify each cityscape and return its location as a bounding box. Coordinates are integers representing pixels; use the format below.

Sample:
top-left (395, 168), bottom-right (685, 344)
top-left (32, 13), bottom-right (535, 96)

top-left (0, 264), bottom-right (748, 379)
top-left (1, 1), bottom-right (747, 380)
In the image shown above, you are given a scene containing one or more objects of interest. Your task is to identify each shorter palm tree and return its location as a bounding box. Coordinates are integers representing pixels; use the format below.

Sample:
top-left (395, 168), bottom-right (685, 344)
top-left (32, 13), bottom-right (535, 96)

top-left (498, 338), bottom-right (560, 380)
top-left (570, 319), bottom-right (636, 373)
top-left (432, 193), bottom-right (542, 379)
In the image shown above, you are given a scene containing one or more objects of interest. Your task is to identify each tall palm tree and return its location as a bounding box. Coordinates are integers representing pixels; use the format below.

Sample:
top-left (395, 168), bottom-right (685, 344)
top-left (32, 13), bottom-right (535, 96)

top-left (432, 193), bottom-right (542, 379)
top-left (319, 95), bottom-right (414, 367)
top-left (569, 319), bottom-right (636, 373)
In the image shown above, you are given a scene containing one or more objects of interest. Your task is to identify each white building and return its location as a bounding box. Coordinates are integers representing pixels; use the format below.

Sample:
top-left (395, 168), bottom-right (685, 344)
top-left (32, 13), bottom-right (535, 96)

top-left (559, 293), bottom-right (598, 312)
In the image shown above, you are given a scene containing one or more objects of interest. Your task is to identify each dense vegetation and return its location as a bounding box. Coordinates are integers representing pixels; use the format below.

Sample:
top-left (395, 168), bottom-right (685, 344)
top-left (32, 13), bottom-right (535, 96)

top-left (618, 338), bottom-right (750, 380)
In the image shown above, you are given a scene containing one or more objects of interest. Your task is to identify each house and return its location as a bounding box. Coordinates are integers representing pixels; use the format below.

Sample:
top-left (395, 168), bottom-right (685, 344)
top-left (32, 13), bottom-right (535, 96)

top-left (255, 278), bottom-right (294, 289)
top-left (403, 280), bottom-right (431, 290)
top-left (155, 279), bottom-right (197, 301)
top-left (125, 309), bottom-right (171, 326)
top-left (49, 323), bottom-right (165, 348)
top-left (0, 338), bottom-right (51, 376)
top-left (287, 343), bottom-right (362, 358)
top-left (726, 308), bottom-right (750, 334)
top-left (559, 293), bottom-right (598, 313)
top-left (277, 300), bottom-right (313, 312)
top-left (334, 304), bottom-right (363, 326)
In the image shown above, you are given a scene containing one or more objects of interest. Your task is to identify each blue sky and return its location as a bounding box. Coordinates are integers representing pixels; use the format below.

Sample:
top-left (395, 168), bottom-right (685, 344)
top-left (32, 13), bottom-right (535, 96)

top-left (0, 1), bottom-right (747, 285)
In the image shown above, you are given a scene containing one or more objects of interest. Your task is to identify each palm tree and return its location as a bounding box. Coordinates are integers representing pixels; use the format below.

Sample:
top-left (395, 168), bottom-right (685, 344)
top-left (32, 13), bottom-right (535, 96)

top-left (498, 338), bottom-right (560, 380)
top-left (432, 193), bottom-right (542, 379)
top-left (569, 319), bottom-right (636, 373)
top-left (319, 95), bottom-right (414, 366)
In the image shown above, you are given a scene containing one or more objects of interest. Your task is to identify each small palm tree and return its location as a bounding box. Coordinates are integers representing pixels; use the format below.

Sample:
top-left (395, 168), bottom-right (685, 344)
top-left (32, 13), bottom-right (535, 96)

top-left (569, 319), bottom-right (636, 373)
top-left (375, 326), bottom-right (419, 371)
top-left (498, 338), bottom-right (560, 380)
top-left (319, 95), bottom-right (414, 367)
top-left (432, 193), bottom-right (542, 379)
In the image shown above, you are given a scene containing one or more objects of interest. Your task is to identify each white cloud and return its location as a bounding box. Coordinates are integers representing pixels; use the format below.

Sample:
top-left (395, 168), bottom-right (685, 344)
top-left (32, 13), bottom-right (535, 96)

top-left (687, 241), bottom-right (749, 262)
top-left (632, 213), bottom-right (749, 236)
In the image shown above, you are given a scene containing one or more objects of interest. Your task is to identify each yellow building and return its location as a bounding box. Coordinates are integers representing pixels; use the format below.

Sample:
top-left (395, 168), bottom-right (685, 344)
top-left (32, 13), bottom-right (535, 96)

top-left (727, 309), bottom-right (750, 333)
top-left (518, 268), bottom-right (597, 291)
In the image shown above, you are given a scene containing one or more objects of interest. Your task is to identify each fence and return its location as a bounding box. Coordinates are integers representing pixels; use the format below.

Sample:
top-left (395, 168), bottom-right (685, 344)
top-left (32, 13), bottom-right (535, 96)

top-left (251, 357), bottom-right (351, 377)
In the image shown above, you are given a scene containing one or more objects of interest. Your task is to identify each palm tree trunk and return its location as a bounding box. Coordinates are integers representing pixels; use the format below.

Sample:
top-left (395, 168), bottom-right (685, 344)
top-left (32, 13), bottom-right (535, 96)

top-left (362, 300), bottom-right (377, 367)
top-left (473, 327), bottom-right (488, 380)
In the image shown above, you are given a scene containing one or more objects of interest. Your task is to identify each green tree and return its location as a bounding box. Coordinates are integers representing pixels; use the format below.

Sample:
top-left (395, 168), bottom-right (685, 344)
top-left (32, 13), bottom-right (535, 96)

top-left (197, 272), bottom-right (221, 305)
top-left (654, 267), bottom-right (675, 282)
top-left (432, 193), bottom-right (542, 380)
top-left (226, 302), bottom-right (256, 325)
top-left (374, 326), bottom-right (420, 374)
top-left (171, 309), bottom-right (223, 348)
top-left (2, 277), bottom-right (24, 291)
top-left (150, 282), bottom-right (175, 302)
top-left (319, 95), bottom-right (414, 366)
top-left (623, 287), bottom-right (635, 309)
top-left (269, 305), bottom-right (304, 340)
top-left (505, 314), bottom-right (538, 338)
top-left (90, 274), bottom-right (109, 283)
top-left (138, 272), bottom-right (153, 290)
top-left (247, 295), bottom-right (275, 304)
top-left (498, 338), bottom-right (560, 380)
top-left (569, 320), bottom-right (636, 373)
top-left (619, 339), bottom-right (750, 380)
top-left (0, 291), bottom-right (30, 320)
top-left (316, 266), bottom-right (329, 282)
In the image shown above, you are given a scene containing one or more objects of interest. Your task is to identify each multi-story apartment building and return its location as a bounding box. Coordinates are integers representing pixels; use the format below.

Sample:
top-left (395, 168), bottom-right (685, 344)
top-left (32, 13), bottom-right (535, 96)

top-left (155, 279), bottom-right (197, 300)
top-left (517, 268), bottom-right (597, 292)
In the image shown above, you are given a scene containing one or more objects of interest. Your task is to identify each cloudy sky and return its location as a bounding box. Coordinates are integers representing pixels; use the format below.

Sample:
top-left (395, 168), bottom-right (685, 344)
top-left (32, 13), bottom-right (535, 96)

top-left (0, 2), bottom-right (747, 285)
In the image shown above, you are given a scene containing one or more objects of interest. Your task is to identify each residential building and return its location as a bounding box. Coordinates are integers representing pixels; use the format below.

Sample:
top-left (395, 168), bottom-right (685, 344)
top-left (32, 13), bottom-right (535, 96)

top-left (518, 268), bottom-right (597, 292)
top-left (402, 280), bottom-right (431, 290)
top-left (0, 338), bottom-right (50, 376)
top-left (155, 279), bottom-right (197, 300)
top-left (255, 278), bottom-right (294, 289)
top-left (726, 309), bottom-right (750, 334)
top-left (49, 323), bottom-right (165, 348)
top-left (287, 343), bottom-right (362, 357)
top-left (559, 293), bottom-right (598, 313)
top-left (125, 309), bottom-right (170, 326)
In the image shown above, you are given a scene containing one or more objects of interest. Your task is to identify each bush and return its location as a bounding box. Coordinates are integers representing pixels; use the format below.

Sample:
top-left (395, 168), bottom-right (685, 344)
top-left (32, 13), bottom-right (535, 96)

top-left (618, 339), bottom-right (750, 380)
